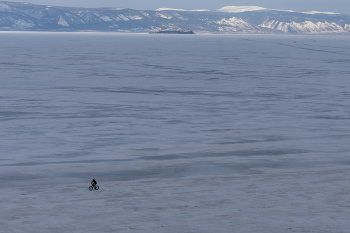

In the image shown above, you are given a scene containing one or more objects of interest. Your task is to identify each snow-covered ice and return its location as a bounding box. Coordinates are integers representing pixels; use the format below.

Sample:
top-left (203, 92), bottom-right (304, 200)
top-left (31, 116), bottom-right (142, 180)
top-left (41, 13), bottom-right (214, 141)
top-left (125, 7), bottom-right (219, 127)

top-left (1, 33), bottom-right (350, 232)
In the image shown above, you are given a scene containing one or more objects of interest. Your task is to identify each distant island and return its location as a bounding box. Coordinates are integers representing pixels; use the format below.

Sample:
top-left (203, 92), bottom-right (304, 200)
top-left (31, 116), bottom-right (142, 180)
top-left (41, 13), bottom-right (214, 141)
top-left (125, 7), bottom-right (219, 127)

top-left (150, 29), bottom-right (195, 34)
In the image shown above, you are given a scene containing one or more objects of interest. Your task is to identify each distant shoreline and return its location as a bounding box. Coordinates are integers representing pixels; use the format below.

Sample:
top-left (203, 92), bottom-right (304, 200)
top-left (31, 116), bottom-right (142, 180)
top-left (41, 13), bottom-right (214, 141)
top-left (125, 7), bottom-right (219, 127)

top-left (1, 1), bottom-right (350, 35)
top-left (1, 31), bottom-right (350, 37)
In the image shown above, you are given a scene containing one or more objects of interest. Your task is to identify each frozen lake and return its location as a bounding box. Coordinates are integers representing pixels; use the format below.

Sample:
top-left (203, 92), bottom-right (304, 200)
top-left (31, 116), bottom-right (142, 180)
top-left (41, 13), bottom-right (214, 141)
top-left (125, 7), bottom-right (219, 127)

top-left (1, 32), bottom-right (350, 232)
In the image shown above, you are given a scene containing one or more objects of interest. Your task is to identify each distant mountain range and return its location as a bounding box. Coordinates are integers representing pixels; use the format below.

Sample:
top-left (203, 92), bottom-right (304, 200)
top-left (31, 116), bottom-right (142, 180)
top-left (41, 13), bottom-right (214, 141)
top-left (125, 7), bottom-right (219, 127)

top-left (1, 1), bottom-right (350, 34)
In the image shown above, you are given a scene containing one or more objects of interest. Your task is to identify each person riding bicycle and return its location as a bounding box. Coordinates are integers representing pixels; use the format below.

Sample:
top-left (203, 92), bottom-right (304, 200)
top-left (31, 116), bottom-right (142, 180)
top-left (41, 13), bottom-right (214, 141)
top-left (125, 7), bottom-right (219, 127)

top-left (91, 179), bottom-right (97, 186)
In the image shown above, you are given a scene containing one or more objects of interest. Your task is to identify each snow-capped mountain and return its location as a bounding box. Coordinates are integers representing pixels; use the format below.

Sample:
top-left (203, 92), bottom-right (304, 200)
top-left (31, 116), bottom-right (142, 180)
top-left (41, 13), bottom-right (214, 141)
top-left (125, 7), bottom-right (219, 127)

top-left (1, 1), bottom-right (350, 34)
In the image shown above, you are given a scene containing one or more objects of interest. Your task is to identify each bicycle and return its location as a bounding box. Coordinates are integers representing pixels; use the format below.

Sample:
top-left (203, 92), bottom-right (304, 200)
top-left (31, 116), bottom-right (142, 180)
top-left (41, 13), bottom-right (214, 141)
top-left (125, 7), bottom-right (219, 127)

top-left (89, 183), bottom-right (99, 191)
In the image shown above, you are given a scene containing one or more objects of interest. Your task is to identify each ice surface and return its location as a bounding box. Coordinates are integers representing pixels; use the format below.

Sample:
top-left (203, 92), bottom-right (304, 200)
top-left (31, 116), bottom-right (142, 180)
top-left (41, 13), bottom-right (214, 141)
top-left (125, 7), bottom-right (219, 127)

top-left (1, 33), bottom-right (350, 232)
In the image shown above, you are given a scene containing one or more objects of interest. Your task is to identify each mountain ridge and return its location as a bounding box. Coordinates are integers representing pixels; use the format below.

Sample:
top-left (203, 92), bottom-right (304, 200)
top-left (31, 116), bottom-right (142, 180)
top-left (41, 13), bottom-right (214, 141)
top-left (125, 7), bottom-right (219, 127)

top-left (1, 1), bottom-right (350, 34)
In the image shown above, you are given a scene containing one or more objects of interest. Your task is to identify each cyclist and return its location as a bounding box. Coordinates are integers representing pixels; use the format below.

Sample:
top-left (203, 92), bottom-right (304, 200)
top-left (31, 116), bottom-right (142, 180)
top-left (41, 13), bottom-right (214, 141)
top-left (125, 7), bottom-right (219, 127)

top-left (91, 179), bottom-right (97, 186)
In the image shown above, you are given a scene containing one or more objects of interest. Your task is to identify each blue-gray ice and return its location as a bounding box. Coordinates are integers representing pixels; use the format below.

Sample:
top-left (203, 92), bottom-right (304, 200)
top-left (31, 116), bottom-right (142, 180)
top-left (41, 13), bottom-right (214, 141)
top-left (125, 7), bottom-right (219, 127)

top-left (1, 33), bottom-right (350, 232)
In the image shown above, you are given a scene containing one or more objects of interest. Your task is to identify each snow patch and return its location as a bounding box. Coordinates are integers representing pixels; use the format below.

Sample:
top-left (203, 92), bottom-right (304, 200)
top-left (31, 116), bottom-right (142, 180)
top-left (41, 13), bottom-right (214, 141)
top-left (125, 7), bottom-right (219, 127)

top-left (127, 15), bottom-right (143, 20)
top-left (217, 17), bottom-right (251, 27)
top-left (156, 8), bottom-right (186, 11)
top-left (117, 14), bottom-right (129, 21)
top-left (141, 11), bottom-right (150, 17)
top-left (260, 19), bottom-right (346, 34)
top-left (302, 11), bottom-right (339, 15)
top-left (173, 13), bottom-right (188, 21)
top-left (114, 14), bottom-right (144, 21)
top-left (218, 5), bottom-right (296, 13)
top-left (0, 3), bottom-right (12, 12)
top-left (156, 12), bottom-right (173, 19)
top-left (344, 24), bottom-right (350, 31)
top-left (156, 8), bottom-right (208, 12)
top-left (272, 9), bottom-right (295, 12)
top-left (218, 6), bottom-right (267, 13)
top-left (100, 16), bottom-right (112, 22)
top-left (58, 16), bottom-right (69, 27)
top-left (216, 17), bottom-right (259, 33)
top-left (190, 9), bottom-right (209, 12)
top-left (12, 19), bottom-right (34, 29)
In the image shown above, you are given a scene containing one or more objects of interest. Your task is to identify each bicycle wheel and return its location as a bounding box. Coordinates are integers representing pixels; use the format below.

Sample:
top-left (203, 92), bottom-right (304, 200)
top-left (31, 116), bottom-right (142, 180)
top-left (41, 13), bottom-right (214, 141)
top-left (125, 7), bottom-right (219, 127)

top-left (94, 185), bottom-right (99, 190)
top-left (89, 186), bottom-right (93, 191)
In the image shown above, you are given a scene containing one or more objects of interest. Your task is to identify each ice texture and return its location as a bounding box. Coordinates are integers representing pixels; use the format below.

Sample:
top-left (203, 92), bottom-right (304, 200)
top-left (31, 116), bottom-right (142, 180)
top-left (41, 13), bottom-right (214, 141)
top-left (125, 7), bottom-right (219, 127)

top-left (1, 33), bottom-right (350, 232)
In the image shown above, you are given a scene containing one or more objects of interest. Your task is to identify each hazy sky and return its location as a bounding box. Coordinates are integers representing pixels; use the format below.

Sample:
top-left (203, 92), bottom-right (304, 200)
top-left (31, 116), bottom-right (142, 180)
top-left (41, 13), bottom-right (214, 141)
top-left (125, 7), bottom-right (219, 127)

top-left (7, 0), bottom-right (350, 14)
